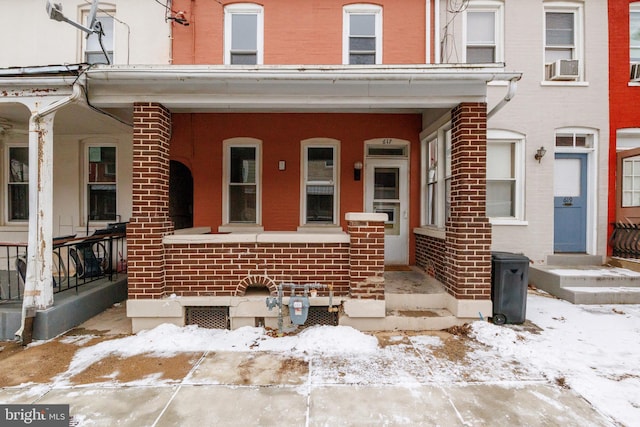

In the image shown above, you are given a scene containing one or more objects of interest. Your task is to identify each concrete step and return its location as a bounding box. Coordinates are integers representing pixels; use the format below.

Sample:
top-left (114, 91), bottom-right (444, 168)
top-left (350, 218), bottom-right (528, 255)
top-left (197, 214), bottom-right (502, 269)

top-left (385, 291), bottom-right (448, 311)
top-left (530, 265), bottom-right (640, 288)
top-left (339, 308), bottom-right (462, 331)
top-left (529, 265), bottom-right (640, 304)
top-left (546, 254), bottom-right (604, 266)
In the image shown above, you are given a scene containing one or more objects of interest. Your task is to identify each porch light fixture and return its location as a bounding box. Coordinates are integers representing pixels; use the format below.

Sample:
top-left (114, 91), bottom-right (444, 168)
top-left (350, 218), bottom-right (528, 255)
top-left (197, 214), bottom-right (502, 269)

top-left (535, 146), bottom-right (547, 163)
top-left (354, 161), bottom-right (363, 181)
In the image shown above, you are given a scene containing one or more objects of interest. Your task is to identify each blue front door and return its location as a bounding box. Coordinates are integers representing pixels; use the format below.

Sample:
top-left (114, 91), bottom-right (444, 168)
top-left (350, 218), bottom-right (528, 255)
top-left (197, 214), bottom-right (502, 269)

top-left (554, 153), bottom-right (588, 252)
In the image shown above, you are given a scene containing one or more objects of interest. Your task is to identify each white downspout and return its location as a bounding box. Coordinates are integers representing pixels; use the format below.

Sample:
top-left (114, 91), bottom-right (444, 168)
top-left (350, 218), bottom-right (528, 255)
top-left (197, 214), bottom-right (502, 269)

top-left (15, 84), bottom-right (83, 342)
top-left (487, 77), bottom-right (519, 120)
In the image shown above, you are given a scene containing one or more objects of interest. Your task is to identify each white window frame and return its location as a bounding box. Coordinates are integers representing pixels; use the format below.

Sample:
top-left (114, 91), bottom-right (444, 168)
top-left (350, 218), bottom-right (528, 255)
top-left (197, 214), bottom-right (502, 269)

top-left (342, 4), bottom-right (383, 65)
top-left (224, 3), bottom-right (264, 65)
top-left (221, 138), bottom-right (262, 229)
top-left (543, 2), bottom-right (584, 82)
top-left (630, 3), bottom-right (640, 67)
top-left (420, 124), bottom-right (450, 229)
top-left (463, 1), bottom-right (504, 64)
top-left (4, 143), bottom-right (29, 223)
top-left (300, 138), bottom-right (340, 227)
top-left (84, 142), bottom-right (118, 225)
top-left (622, 156), bottom-right (640, 207)
top-left (486, 130), bottom-right (526, 223)
top-left (81, 7), bottom-right (115, 64)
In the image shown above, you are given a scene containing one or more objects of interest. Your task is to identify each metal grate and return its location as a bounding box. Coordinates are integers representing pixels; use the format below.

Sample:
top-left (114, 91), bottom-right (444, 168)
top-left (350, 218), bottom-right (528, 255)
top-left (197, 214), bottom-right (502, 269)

top-left (185, 306), bottom-right (229, 329)
top-left (305, 306), bottom-right (339, 327)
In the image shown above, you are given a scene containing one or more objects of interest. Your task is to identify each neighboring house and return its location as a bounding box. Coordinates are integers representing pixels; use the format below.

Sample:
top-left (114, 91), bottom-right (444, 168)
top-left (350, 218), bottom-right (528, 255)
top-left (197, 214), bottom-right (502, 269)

top-left (610, 1), bottom-right (640, 254)
top-left (4, 0), bottom-right (612, 335)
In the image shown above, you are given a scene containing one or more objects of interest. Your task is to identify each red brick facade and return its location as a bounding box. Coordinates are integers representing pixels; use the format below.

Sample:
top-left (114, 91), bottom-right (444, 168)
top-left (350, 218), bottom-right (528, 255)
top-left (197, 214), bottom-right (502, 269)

top-left (415, 233), bottom-right (446, 283)
top-left (127, 103), bottom-right (174, 299)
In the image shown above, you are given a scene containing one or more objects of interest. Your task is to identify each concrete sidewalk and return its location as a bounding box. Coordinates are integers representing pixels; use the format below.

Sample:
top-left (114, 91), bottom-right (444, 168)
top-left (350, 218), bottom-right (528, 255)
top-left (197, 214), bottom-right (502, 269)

top-left (0, 306), bottom-right (615, 426)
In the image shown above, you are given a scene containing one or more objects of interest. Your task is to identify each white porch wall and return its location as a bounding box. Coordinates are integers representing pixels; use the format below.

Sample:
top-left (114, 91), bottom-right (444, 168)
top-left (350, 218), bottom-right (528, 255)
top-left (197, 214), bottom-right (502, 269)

top-left (0, 131), bottom-right (133, 242)
top-left (0, 0), bottom-right (170, 68)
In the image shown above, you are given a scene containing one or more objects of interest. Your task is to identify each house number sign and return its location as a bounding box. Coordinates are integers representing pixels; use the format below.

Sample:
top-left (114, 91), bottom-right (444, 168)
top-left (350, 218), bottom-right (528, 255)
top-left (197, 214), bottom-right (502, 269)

top-left (563, 197), bottom-right (573, 206)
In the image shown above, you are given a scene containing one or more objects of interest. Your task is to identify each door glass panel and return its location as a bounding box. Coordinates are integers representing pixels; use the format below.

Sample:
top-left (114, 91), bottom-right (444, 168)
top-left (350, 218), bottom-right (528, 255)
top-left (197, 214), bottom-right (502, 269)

top-left (374, 167), bottom-right (400, 236)
top-left (374, 168), bottom-right (399, 199)
top-left (554, 158), bottom-right (581, 197)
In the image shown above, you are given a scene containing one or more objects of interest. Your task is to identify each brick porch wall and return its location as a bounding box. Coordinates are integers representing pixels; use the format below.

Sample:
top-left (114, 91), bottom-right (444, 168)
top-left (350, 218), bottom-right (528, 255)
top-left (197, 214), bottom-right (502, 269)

top-left (415, 233), bottom-right (446, 284)
top-left (443, 102), bottom-right (492, 300)
top-left (127, 103), bottom-right (174, 299)
top-left (164, 242), bottom-right (351, 296)
top-left (347, 215), bottom-right (386, 300)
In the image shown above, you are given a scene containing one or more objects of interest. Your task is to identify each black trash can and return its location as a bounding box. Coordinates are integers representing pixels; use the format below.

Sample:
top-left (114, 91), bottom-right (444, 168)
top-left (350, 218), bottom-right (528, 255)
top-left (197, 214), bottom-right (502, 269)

top-left (490, 252), bottom-right (529, 325)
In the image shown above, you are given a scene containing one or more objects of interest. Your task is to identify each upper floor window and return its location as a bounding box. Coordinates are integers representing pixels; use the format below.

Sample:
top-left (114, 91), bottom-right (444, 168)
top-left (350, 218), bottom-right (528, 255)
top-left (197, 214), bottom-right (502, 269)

top-left (343, 4), bottom-right (382, 65)
top-left (544, 3), bottom-right (583, 81)
top-left (301, 139), bottom-right (340, 226)
top-left (87, 145), bottom-right (117, 222)
top-left (224, 4), bottom-right (264, 65)
top-left (223, 139), bottom-right (261, 225)
top-left (631, 4), bottom-right (640, 81)
top-left (6, 146), bottom-right (29, 222)
top-left (464, 1), bottom-right (504, 63)
top-left (84, 11), bottom-right (114, 64)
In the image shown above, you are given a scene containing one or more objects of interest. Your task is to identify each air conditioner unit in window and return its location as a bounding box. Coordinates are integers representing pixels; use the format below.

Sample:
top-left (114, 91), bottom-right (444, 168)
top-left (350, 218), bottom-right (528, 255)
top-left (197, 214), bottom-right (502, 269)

top-left (546, 59), bottom-right (580, 81)
top-left (631, 63), bottom-right (640, 82)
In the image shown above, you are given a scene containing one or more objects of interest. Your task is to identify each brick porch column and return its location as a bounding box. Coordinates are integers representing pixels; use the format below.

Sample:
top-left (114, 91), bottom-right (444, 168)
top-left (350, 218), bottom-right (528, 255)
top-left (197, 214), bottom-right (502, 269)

top-left (444, 103), bottom-right (492, 300)
top-left (127, 103), bottom-right (174, 299)
top-left (346, 213), bottom-right (386, 300)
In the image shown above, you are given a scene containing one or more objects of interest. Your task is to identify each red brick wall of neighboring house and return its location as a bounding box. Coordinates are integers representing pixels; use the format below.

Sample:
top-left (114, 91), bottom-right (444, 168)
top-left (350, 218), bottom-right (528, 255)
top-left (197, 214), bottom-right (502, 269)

top-left (444, 103), bottom-right (491, 300)
top-left (169, 0), bottom-right (426, 65)
top-left (608, 1), bottom-right (640, 252)
top-left (169, 112), bottom-right (422, 263)
top-left (128, 103), bottom-right (174, 299)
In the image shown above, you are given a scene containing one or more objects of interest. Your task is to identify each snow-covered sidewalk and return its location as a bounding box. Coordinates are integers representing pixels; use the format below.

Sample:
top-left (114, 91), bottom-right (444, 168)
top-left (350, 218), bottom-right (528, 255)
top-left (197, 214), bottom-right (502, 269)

top-left (2, 292), bottom-right (639, 426)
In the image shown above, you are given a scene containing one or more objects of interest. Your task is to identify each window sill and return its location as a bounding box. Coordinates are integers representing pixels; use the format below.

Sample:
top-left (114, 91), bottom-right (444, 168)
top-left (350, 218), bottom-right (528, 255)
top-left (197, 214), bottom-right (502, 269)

top-left (540, 81), bottom-right (589, 87)
top-left (218, 224), bottom-right (264, 233)
top-left (628, 82), bottom-right (640, 87)
top-left (489, 218), bottom-right (528, 226)
top-left (0, 224), bottom-right (28, 232)
top-left (296, 225), bottom-right (343, 233)
top-left (413, 226), bottom-right (446, 240)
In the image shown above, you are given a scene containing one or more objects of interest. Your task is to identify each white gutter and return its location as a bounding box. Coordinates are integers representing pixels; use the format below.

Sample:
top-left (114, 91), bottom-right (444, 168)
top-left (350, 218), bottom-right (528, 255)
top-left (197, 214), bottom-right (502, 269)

top-left (487, 77), bottom-right (519, 120)
top-left (14, 83), bottom-right (84, 343)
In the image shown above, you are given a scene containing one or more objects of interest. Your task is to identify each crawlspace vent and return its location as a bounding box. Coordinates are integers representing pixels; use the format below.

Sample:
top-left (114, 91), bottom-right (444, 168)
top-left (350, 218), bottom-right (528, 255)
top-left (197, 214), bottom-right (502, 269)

top-left (185, 306), bottom-right (229, 329)
top-left (305, 306), bottom-right (339, 327)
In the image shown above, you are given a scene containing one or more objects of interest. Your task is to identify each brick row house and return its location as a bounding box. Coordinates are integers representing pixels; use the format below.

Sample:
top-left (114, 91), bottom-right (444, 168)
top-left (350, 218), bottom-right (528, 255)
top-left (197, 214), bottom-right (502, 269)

top-left (0, 0), bottom-right (625, 336)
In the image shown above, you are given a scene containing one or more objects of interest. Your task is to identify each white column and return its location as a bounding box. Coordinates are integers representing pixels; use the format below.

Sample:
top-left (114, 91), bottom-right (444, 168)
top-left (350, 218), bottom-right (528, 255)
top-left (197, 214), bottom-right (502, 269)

top-left (24, 112), bottom-right (55, 309)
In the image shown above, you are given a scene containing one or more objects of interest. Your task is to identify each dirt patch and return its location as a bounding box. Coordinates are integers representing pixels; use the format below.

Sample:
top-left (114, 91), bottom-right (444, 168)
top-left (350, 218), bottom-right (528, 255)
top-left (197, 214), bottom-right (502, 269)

top-left (0, 341), bottom-right (78, 387)
top-left (397, 310), bottom-right (440, 318)
top-left (70, 353), bottom-right (201, 385)
top-left (375, 332), bottom-right (411, 348)
top-left (431, 334), bottom-right (471, 362)
top-left (275, 358), bottom-right (309, 381)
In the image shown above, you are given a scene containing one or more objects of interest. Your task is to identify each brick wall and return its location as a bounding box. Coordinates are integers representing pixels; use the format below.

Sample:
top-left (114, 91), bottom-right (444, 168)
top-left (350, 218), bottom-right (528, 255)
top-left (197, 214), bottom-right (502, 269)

top-left (164, 242), bottom-right (351, 296)
top-left (444, 102), bottom-right (491, 300)
top-left (127, 103), bottom-right (174, 299)
top-left (348, 217), bottom-right (385, 300)
top-left (415, 233), bottom-right (446, 284)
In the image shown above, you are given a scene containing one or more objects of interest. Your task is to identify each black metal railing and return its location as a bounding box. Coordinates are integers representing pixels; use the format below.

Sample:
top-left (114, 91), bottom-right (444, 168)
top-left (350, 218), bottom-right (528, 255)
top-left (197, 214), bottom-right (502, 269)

top-left (0, 231), bottom-right (126, 302)
top-left (610, 222), bottom-right (640, 259)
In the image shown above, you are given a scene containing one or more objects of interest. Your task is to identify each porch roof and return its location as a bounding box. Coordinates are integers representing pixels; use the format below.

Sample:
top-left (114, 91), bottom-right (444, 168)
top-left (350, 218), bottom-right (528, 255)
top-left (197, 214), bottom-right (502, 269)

top-left (0, 64), bottom-right (521, 133)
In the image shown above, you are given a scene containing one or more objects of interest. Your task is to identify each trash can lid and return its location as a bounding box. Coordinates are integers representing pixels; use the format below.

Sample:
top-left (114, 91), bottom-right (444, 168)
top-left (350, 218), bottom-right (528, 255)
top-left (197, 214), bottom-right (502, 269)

top-left (491, 251), bottom-right (530, 261)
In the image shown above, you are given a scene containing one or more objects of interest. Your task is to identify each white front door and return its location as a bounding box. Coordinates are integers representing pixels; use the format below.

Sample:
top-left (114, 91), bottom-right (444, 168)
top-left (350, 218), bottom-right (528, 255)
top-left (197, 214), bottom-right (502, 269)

top-left (365, 159), bottom-right (409, 265)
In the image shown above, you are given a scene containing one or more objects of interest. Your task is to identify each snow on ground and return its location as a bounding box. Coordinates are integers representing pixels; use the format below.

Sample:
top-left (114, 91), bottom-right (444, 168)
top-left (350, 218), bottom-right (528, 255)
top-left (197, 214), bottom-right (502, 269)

top-left (48, 293), bottom-right (640, 426)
